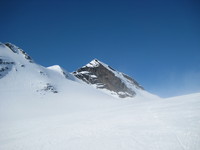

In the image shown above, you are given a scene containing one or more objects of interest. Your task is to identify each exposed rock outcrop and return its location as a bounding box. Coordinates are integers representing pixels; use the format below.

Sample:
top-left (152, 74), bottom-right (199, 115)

top-left (73, 59), bottom-right (144, 98)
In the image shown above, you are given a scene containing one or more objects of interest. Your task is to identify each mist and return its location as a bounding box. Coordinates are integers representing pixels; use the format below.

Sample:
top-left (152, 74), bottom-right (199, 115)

top-left (150, 70), bottom-right (200, 98)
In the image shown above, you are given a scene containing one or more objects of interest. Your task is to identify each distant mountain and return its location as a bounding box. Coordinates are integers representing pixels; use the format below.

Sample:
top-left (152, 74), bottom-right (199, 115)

top-left (73, 59), bottom-right (144, 98)
top-left (0, 42), bottom-right (153, 98)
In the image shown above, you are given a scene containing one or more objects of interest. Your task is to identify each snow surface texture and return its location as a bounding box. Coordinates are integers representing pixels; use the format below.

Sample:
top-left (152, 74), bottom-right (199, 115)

top-left (0, 43), bottom-right (200, 150)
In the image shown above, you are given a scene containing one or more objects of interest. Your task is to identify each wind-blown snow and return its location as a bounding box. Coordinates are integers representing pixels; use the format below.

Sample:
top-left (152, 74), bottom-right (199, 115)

top-left (0, 43), bottom-right (200, 150)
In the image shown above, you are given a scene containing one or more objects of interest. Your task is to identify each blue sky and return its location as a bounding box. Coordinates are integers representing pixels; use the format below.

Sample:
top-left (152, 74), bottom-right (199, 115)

top-left (1, 0), bottom-right (200, 97)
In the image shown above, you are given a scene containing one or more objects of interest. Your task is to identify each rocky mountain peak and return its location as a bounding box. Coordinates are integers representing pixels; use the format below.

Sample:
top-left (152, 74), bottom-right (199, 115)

top-left (85, 59), bottom-right (101, 68)
top-left (73, 59), bottom-right (144, 98)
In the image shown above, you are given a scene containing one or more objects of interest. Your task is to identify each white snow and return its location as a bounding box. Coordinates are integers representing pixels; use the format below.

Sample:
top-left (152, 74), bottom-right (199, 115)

top-left (86, 59), bottom-right (100, 67)
top-left (47, 65), bottom-right (76, 81)
top-left (0, 44), bottom-right (200, 150)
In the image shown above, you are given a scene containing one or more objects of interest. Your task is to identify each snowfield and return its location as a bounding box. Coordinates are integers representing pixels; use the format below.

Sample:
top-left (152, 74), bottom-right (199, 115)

top-left (0, 43), bottom-right (200, 150)
top-left (1, 92), bottom-right (200, 150)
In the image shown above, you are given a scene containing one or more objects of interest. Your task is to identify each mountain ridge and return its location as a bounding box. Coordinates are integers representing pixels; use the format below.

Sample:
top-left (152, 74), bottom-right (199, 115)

top-left (0, 42), bottom-right (152, 98)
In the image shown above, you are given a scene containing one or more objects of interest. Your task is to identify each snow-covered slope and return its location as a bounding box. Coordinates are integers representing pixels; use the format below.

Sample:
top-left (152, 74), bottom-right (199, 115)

top-left (0, 42), bottom-right (200, 150)
top-left (1, 89), bottom-right (200, 150)
top-left (0, 42), bottom-right (82, 94)
top-left (47, 65), bottom-right (76, 81)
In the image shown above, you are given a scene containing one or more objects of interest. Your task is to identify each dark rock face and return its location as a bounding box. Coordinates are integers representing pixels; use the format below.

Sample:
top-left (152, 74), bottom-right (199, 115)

top-left (0, 58), bottom-right (15, 79)
top-left (5, 43), bottom-right (34, 63)
top-left (73, 59), bottom-right (144, 98)
top-left (37, 83), bottom-right (58, 94)
top-left (4, 43), bottom-right (19, 53)
top-left (43, 83), bottom-right (58, 93)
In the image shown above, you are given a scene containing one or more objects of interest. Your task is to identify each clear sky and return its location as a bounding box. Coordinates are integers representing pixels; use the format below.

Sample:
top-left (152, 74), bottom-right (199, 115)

top-left (1, 0), bottom-right (200, 97)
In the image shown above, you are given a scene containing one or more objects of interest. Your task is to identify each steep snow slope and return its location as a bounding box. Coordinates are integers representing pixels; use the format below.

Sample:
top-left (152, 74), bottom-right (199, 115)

top-left (0, 43), bottom-right (79, 93)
